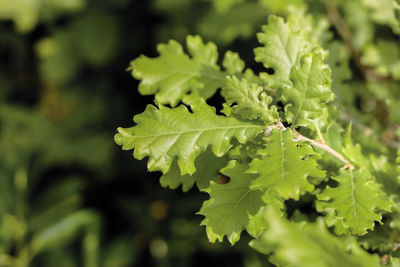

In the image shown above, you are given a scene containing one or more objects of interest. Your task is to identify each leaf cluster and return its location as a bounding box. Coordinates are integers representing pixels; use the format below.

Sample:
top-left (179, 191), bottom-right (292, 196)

top-left (117, 1), bottom-right (400, 266)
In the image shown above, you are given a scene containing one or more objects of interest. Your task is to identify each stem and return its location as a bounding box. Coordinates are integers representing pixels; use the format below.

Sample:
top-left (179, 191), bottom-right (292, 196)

top-left (293, 130), bottom-right (353, 168)
top-left (268, 122), bottom-right (353, 168)
top-left (262, 86), bottom-right (276, 95)
top-left (314, 121), bottom-right (326, 144)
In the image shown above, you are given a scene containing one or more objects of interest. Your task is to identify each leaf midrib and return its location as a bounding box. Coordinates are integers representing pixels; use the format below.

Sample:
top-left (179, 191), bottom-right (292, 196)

top-left (291, 59), bottom-right (311, 126)
top-left (235, 87), bottom-right (271, 120)
top-left (279, 130), bottom-right (287, 185)
top-left (217, 189), bottom-right (252, 225)
top-left (132, 124), bottom-right (262, 138)
top-left (349, 169), bottom-right (359, 227)
top-left (141, 65), bottom-right (225, 81)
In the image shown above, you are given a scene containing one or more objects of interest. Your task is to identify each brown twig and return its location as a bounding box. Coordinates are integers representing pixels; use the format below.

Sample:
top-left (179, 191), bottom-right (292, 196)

top-left (323, 1), bottom-right (400, 152)
top-left (293, 130), bottom-right (353, 168)
top-left (339, 113), bottom-right (400, 149)
top-left (262, 86), bottom-right (276, 95)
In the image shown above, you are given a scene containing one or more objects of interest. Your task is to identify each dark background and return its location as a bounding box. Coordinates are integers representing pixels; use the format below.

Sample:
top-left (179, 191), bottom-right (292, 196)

top-left (0, 0), bottom-right (273, 266)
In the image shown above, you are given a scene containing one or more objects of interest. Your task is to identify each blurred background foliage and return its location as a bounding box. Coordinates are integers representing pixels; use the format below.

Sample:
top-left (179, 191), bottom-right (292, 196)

top-left (1, 0), bottom-right (400, 266)
top-left (0, 0), bottom-right (284, 266)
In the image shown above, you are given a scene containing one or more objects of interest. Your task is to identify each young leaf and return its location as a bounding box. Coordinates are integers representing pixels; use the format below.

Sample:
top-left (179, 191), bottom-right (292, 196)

top-left (249, 207), bottom-right (381, 267)
top-left (254, 15), bottom-right (310, 89)
top-left (130, 35), bottom-right (225, 106)
top-left (160, 149), bottom-right (229, 192)
top-left (283, 51), bottom-right (334, 128)
top-left (222, 51), bottom-right (245, 74)
top-left (317, 168), bottom-right (392, 235)
top-left (115, 98), bottom-right (263, 175)
top-left (248, 128), bottom-right (325, 200)
top-left (198, 160), bottom-right (264, 244)
top-left (221, 76), bottom-right (278, 122)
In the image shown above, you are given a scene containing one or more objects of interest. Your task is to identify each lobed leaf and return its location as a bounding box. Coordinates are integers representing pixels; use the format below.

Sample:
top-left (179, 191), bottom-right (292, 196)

top-left (247, 190), bottom-right (285, 238)
top-left (130, 35), bottom-right (225, 106)
top-left (115, 98), bottom-right (263, 175)
top-left (222, 51), bottom-right (245, 74)
top-left (317, 168), bottom-right (392, 235)
top-left (198, 160), bottom-right (264, 244)
top-left (160, 149), bottom-right (229, 192)
top-left (222, 76), bottom-right (278, 123)
top-left (248, 128), bottom-right (325, 200)
top-left (283, 51), bottom-right (334, 128)
top-left (254, 15), bottom-right (310, 89)
top-left (250, 208), bottom-right (381, 267)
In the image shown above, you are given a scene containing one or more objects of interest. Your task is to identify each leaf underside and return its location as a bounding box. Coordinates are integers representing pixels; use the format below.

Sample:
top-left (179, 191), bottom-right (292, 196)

top-left (160, 148), bottom-right (229, 192)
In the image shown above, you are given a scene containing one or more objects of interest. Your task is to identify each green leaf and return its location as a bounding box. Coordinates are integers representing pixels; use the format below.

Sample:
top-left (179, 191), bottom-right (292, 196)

top-left (221, 76), bottom-right (278, 123)
top-left (358, 224), bottom-right (394, 252)
top-left (227, 138), bottom-right (264, 164)
top-left (283, 51), bottom-right (334, 128)
top-left (198, 160), bottom-right (264, 244)
top-left (342, 124), bottom-right (371, 168)
top-left (250, 207), bottom-right (381, 267)
top-left (254, 15), bottom-right (310, 89)
top-left (369, 154), bottom-right (400, 199)
top-left (198, 3), bottom-right (269, 45)
top-left (247, 190), bottom-right (285, 238)
top-left (211, 0), bottom-right (243, 13)
top-left (130, 35), bottom-right (225, 106)
top-left (259, 0), bottom-right (306, 14)
top-left (397, 149), bottom-right (400, 183)
top-left (222, 51), bottom-right (245, 74)
top-left (317, 168), bottom-right (392, 235)
top-left (160, 149), bottom-right (229, 192)
top-left (341, 0), bottom-right (374, 49)
top-left (327, 41), bottom-right (352, 103)
top-left (115, 98), bottom-right (263, 175)
top-left (248, 128), bottom-right (325, 200)
top-left (390, 256), bottom-right (400, 266)
top-left (362, 0), bottom-right (400, 34)
top-left (0, 0), bottom-right (85, 32)
top-left (31, 210), bottom-right (99, 254)
top-left (362, 40), bottom-right (400, 80)
top-left (320, 207), bottom-right (349, 235)
top-left (287, 8), bottom-right (332, 47)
